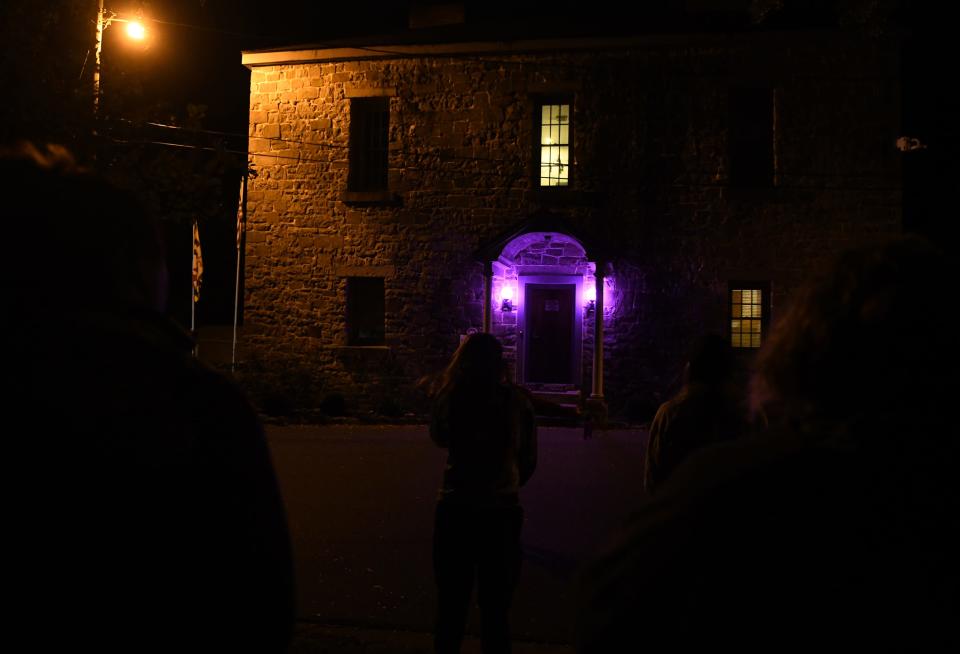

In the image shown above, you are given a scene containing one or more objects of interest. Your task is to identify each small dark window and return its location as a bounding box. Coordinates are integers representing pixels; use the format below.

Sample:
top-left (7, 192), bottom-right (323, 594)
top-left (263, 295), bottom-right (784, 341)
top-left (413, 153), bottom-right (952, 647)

top-left (348, 98), bottom-right (389, 192)
top-left (729, 281), bottom-right (771, 349)
top-left (535, 98), bottom-right (572, 187)
top-left (729, 88), bottom-right (774, 187)
top-left (346, 277), bottom-right (385, 345)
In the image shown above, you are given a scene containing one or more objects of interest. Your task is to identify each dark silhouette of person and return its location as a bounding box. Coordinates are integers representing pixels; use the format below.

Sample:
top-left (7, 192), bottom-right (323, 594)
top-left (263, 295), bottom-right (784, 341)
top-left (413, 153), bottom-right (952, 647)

top-left (1, 143), bottom-right (295, 653)
top-left (643, 333), bottom-right (747, 493)
top-left (426, 333), bottom-right (537, 654)
top-left (575, 236), bottom-right (957, 652)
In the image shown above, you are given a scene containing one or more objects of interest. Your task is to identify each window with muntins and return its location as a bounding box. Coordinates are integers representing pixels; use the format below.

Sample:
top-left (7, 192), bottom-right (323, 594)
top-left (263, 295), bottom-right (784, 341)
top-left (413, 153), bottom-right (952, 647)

top-left (538, 101), bottom-right (571, 187)
top-left (729, 88), bottom-right (774, 187)
top-left (348, 98), bottom-right (389, 192)
top-left (730, 283), bottom-right (770, 349)
top-left (346, 277), bottom-right (385, 345)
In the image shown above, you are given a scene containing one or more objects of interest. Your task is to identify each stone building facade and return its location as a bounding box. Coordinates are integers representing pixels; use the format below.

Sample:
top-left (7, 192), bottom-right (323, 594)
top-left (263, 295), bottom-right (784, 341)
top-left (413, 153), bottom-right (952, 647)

top-left (239, 29), bottom-right (901, 419)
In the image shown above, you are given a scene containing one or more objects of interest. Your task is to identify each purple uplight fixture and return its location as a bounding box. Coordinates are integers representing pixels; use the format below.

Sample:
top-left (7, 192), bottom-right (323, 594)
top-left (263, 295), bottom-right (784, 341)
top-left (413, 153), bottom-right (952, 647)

top-left (584, 285), bottom-right (596, 317)
top-left (500, 283), bottom-right (516, 312)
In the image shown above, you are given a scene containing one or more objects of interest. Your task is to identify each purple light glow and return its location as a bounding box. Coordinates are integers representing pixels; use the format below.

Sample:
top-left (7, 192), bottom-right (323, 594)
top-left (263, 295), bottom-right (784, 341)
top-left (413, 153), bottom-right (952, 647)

top-left (582, 277), bottom-right (616, 312)
top-left (499, 282), bottom-right (517, 306)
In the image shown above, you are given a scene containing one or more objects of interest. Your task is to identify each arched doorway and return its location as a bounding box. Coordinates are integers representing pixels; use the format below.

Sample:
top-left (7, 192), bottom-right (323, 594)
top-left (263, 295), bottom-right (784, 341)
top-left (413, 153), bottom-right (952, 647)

top-left (498, 232), bottom-right (588, 387)
top-left (475, 214), bottom-right (611, 400)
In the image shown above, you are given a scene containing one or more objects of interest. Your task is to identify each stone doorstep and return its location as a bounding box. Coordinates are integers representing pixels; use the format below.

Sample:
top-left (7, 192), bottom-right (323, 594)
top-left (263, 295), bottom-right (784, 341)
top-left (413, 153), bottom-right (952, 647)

top-left (529, 389), bottom-right (582, 405)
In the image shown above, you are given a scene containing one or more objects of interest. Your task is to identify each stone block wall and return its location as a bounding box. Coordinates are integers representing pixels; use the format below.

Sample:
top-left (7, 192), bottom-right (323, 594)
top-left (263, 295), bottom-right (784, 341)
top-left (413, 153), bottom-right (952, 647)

top-left (241, 32), bottom-right (901, 418)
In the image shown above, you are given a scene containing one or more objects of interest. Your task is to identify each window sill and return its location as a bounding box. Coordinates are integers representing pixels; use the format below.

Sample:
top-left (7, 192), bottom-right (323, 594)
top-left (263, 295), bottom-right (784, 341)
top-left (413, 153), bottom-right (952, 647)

top-left (531, 188), bottom-right (602, 208)
top-left (341, 190), bottom-right (399, 205)
top-left (731, 346), bottom-right (762, 358)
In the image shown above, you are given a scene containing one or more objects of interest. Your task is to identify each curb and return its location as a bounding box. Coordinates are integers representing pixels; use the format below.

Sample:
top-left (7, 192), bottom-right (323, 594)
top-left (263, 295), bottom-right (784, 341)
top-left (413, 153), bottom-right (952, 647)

top-left (291, 622), bottom-right (574, 654)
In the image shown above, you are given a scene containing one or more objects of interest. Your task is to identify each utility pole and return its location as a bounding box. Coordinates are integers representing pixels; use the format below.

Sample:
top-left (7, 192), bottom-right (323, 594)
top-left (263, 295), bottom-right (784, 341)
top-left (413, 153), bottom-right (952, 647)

top-left (94, 0), bottom-right (105, 121)
top-left (91, 2), bottom-right (147, 156)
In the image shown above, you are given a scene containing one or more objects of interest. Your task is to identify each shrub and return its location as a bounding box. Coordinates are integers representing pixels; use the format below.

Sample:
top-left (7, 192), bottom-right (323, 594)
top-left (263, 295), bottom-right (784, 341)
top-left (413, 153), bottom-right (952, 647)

top-left (233, 355), bottom-right (323, 419)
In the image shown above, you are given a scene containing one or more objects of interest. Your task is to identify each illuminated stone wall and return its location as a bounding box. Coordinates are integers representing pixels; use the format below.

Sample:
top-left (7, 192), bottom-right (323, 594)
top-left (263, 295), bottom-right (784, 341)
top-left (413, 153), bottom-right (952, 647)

top-left (242, 34), bottom-right (900, 419)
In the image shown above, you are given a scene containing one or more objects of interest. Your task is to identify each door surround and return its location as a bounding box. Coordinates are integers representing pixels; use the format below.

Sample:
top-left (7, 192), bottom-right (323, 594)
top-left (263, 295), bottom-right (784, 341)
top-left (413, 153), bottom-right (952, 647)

top-left (517, 273), bottom-right (583, 386)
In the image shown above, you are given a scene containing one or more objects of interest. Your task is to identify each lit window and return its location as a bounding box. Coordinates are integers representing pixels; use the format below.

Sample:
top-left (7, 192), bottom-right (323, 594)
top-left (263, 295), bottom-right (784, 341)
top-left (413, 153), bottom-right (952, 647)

top-left (730, 284), bottom-right (769, 349)
top-left (538, 102), bottom-right (570, 187)
top-left (346, 277), bottom-right (385, 345)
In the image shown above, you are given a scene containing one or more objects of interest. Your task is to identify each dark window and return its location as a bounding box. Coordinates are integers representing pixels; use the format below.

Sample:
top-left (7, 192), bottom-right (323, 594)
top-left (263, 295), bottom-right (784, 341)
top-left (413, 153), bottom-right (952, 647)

top-left (346, 277), bottom-right (385, 345)
top-left (348, 98), bottom-right (389, 192)
top-left (729, 281), bottom-right (771, 349)
top-left (729, 88), bottom-right (774, 187)
top-left (535, 98), bottom-right (572, 187)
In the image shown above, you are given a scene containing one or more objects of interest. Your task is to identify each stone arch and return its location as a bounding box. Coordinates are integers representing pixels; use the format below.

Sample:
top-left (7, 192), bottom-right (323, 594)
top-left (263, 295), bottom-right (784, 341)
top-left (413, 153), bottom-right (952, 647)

top-left (475, 214), bottom-right (611, 399)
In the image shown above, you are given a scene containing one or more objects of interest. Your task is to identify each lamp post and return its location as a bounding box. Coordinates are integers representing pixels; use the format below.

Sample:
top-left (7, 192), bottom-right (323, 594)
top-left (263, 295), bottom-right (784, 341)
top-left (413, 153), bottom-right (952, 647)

top-left (94, 0), bottom-right (104, 119)
top-left (93, 0), bottom-right (148, 121)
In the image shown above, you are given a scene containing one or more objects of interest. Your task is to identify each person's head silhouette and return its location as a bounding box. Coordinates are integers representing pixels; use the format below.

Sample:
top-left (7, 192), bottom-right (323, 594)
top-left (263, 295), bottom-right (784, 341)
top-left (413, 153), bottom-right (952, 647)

top-left (685, 332), bottom-right (733, 386)
top-left (1, 142), bottom-right (168, 317)
top-left (449, 332), bottom-right (506, 384)
top-left (751, 234), bottom-right (950, 436)
top-left (425, 332), bottom-right (507, 399)
top-left (3, 144), bottom-right (295, 653)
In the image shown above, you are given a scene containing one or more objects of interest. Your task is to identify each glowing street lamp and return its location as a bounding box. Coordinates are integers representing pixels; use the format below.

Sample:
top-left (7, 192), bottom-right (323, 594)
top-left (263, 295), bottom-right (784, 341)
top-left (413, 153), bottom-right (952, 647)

top-left (93, 1), bottom-right (150, 120)
top-left (125, 20), bottom-right (147, 41)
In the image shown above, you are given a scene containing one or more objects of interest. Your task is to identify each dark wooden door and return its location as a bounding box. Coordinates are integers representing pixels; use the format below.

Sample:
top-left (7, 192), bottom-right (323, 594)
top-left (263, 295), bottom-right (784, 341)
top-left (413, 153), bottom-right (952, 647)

top-left (525, 284), bottom-right (575, 383)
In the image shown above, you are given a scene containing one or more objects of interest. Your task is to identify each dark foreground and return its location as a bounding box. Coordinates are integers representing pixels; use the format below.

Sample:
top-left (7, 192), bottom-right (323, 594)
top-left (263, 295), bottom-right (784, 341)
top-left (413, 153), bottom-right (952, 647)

top-left (265, 425), bottom-right (648, 652)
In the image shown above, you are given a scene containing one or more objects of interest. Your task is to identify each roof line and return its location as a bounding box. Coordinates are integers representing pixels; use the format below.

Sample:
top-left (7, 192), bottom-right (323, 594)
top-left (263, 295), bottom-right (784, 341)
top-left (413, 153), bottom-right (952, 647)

top-left (241, 30), bottom-right (845, 67)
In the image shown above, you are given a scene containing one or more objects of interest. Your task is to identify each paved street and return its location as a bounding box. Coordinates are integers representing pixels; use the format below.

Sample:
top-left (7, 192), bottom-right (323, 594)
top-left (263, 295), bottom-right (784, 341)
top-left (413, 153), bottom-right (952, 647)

top-left (266, 424), bottom-right (649, 650)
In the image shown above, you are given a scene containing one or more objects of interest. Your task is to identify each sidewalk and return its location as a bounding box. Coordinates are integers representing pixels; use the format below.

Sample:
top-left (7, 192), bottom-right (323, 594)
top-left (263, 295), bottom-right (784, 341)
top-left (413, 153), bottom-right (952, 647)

top-left (290, 621), bottom-right (574, 654)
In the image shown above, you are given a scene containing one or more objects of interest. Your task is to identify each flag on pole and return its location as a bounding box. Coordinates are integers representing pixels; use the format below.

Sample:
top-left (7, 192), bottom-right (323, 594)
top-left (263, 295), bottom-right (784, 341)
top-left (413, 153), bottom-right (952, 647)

top-left (236, 177), bottom-right (245, 250)
top-left (192, 220), bottom-right (203, 303)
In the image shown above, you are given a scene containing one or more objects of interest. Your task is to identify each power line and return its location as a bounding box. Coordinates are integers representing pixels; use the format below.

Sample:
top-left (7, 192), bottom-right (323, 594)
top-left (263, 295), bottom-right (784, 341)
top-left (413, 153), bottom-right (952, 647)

top-left (109, 118), bottom-right (528, 165)
top-left (104, 134), bottom-right (899, 192)
top-left (102, 135), bottom-right (530, 180)
top-left (149, 17), bottom-right (274, 40)
top-left (107, 119), bottom-right (901, 182)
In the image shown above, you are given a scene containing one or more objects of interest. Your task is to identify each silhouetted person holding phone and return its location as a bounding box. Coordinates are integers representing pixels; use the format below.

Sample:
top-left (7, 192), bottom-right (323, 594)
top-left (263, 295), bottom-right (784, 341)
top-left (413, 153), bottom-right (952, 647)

top-left (576, 236), bottom-right (956, 652)
top-left (2, 143), bottom-right (295, 653)
top-left (426, 333), bottom-right (537, 654)
top-left (643, 333), bottom-right (746, 493)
